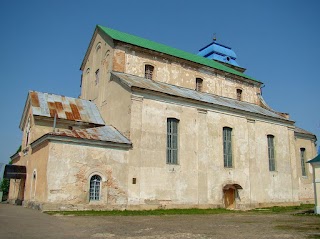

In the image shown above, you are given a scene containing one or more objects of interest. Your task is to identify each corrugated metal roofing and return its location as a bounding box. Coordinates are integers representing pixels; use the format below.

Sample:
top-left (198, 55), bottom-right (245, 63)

top-left (49, 126), bottom-right (131, 145)
top-left (294, 127), bottom-right (316, 137)
top-left (29, 91), bottom-right (105, 125)
top-left (111, 72), bottom-right (291, 122)
top-left (97, 25), bottom-right (261, 83)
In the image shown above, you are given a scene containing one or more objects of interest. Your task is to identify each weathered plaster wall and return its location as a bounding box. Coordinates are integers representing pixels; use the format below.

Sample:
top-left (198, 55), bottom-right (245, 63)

top-left (295, 137), bottom-right (316, 202)
top-left (123, 47), bottom-right (261, 104)
top-left (23, 142), bottom-right (49, 205)
top-left (101, 77), bottom-right (132, 138)
top-left (126, 93), bottom-right (303, 209)
top-left (44, 142), bottom-right (129, 210)
top-left (81, 31), bottom-right (114, 106)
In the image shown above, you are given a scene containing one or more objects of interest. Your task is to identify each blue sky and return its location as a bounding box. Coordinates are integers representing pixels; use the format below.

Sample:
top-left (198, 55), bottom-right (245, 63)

top-left (0, 0), bottom-right (319, 164)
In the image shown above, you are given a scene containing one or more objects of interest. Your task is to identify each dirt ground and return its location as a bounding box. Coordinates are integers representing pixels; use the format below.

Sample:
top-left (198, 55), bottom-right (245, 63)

top-left (0, 204), bottom-right (320, 239)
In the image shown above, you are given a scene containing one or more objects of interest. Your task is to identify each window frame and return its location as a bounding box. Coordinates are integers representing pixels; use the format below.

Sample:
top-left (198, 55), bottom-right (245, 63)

top-left (144, 64), bottom-right (154, 80)
top-left (223, 127), bottom-right (233, 168)
top-left (300, 148), bottom-right (307, 177)
top-left (89, 174), bottom-right (102, 201)
top-left (196, 78), bottom-right (203, 92)
top-left (167, 118), bottom-right (179, 164)
top-left (236, 89), bottom-right (242, 101)
top-left (267, 135), bottom-right (276, 171)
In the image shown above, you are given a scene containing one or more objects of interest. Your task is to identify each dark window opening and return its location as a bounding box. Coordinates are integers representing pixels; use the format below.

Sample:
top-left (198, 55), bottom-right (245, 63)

top-left (145, 65), bottom-right (154, 80)
top-left (236, 89), bottom-right (242, 101)
top-left (300, 148), bottom-right (306, 176)
top-left (95, 69), bottom-right (100, 85)
top-left (196, 78), bottom-right (203, 92)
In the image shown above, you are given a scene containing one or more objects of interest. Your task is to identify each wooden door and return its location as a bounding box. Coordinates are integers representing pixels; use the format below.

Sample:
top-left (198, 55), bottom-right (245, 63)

top-left (224, 188), bottom-right (235, 209)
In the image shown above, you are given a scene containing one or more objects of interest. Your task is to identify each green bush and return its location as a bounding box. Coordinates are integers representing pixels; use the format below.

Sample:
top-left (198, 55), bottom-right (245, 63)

top-left (0, 178), bottom-right (9, 194)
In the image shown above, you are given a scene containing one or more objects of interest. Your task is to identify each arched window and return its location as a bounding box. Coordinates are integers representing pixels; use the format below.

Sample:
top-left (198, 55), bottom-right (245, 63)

top-left (300, 148), bottom-right (306, 176)
top-left (89, 175), bottom-right (101, 201)
top-left (145, 64), bottom-right (154, 80)
top-left (196, 78), bottom-right (203, 92)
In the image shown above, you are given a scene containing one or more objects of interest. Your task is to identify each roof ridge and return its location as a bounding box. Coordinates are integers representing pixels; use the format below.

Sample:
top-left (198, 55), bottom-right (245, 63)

top-left (97, 25), bottom-right (261, 84)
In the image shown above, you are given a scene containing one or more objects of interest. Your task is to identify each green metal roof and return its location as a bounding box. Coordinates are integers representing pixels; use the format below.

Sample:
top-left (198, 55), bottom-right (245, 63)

top-left (97, 25), bottom-right (261, 83)
top-left (307, 154), bottom-right (320, 164)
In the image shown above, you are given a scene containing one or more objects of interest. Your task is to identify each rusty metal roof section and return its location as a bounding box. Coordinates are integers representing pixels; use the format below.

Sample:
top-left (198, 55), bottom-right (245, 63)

top-left (111, 72), bottom-right (294, 123)
top-left (27, 91), bottom-right (105, 126)
top-left (49, 126), bottom-right (131, 145)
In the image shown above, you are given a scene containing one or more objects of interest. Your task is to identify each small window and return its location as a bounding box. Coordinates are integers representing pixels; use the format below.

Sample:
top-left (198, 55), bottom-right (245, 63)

top-left (145, 64), bottom-right (154, 80)
top-left (223, 127), bottom-right (233, 168)
top-left (95, 69), bottom-right (100, 85)
top-left (25, 117), bottom-right (31, 147)
top-left (236, 89), bottom-right (242, 101)
top-left (167, 118), bottom-right (179, 164)
top-left (300, 148), bottom-right (306, 176)
top-left (196, 78), bottom-right (203, 92)
top-left (267, 135), bottom-right (275, 171)
top-left (89, 175), bottom-right (101, 201)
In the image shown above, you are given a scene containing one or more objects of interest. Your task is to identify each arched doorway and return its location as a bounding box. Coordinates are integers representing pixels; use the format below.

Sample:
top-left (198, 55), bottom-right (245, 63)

top-left (223, 184), bottom-right (242, 209)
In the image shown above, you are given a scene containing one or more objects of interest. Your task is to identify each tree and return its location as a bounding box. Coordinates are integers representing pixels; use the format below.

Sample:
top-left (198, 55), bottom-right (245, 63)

top-left (0, 178), bottom-right (9, 194)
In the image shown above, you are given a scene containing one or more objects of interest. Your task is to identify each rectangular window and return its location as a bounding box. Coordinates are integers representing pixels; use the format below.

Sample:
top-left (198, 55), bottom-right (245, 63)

top-left (223, 127), bottom-right (233, 168)
top-left (167, 118), bottom-right (179, 164)
top-left (300, 148), bottom-right (306, 176)
top-left (196, 78), bottom-right (203, 92)
top-left (236, 89), bottom-right (242, 101)
top-left (267, 135), bottom-right (275, 171)
top-left (145, 65), bottom-right (154, 80)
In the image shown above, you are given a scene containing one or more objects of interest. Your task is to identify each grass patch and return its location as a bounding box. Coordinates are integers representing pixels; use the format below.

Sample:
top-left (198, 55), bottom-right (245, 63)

top-left (46, 208), bottom-right (236, 216)
top-left (46, 204), bottom-right (316, 217)
top-left (308, 235), bottom-right (320, 239)
top-left (251, 204), bottom-right (314, 214)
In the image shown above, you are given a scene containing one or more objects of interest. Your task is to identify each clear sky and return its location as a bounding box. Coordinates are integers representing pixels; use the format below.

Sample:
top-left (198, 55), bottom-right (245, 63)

top-left (0, 0), bottom-right (319, 164)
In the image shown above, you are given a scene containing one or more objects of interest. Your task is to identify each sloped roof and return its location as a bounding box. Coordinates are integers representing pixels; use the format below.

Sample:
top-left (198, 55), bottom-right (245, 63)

top-left (307, 154), bottom-right (320, 164)
top-left (111, 72), bottom-right (293, 123)
top-left (294, 126), bottom-right (316, 137)
top-left (20, 91), bottom-right (105, 129)
top-left (30, 125), bottom-right (131, 149)
top-left (97, 25), bottom-right (260, 83)
top-left (49, 126), bottom-right (131, 145)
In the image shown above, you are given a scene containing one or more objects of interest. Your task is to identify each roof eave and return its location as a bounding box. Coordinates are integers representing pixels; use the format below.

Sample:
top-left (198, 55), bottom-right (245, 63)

top-left (80, 26), bottom-right (99, 71)
top-left (294, 131), bottom-right (317, 141)
top-left (30, 133), bottom-right (132, 150)
top-left (19, 92), bottom-right (31, 131)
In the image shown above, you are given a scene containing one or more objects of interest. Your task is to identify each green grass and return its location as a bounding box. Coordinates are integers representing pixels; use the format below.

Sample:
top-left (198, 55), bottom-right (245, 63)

top-left (250, 204), bottom-right (315, 214)
top-left (46, 208), bottom-right (236, 216)
top-left (45, 204), bottom-right (316, 216)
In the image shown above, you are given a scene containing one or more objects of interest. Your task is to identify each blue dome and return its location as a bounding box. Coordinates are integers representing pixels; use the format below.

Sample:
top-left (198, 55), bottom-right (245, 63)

top-left (197, 41), bottom-right (239, 67)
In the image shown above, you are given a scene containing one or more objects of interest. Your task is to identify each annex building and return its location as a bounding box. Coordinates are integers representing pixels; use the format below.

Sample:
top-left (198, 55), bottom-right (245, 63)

top-left (7, 25), bottom-right (317, 210)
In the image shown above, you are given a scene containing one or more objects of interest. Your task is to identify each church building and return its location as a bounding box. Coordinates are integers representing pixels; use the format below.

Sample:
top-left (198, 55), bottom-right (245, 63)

top-left (7, 25), bottom-right (317, 210)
